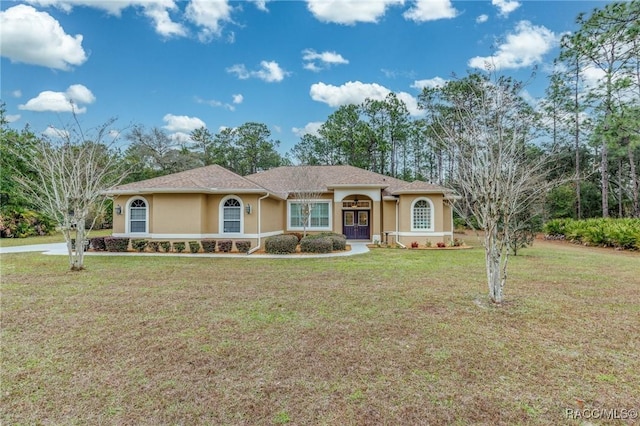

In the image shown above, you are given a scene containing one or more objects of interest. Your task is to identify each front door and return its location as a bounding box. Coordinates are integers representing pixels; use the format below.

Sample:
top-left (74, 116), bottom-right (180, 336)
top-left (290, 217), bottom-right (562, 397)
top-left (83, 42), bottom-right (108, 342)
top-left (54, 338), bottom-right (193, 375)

top-left (343, 210), bottom-right (370, 240)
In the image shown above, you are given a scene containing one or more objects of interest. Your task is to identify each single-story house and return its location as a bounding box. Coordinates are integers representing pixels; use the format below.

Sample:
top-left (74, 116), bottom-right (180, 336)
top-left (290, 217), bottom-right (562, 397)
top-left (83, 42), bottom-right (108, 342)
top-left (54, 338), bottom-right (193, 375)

top-left (106, 164), bottom-right (455, 250)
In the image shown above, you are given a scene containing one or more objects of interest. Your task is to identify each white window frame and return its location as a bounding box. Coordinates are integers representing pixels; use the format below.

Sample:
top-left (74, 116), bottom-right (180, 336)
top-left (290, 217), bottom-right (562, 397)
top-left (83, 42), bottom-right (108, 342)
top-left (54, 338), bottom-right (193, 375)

top-left (287, 200), bottom-right (332, 231)
top-left (411, 197), bottom-right (434, 232)
top-left (126, 196), bottom-right (149, 234)
top-left (219, 195), bottom-right (244, 235)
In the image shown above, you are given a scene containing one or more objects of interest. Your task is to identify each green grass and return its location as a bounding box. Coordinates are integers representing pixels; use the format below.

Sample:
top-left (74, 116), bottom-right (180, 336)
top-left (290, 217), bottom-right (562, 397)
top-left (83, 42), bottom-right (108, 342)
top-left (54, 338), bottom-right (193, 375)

top-left (0, 229), bottom-right (112, 248)
top-left (1, 240), bottom-right (639, 425)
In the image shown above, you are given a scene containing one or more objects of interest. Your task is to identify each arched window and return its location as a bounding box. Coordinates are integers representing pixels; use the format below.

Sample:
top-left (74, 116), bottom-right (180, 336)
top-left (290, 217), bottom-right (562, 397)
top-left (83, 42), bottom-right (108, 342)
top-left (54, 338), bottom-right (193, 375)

top-left (222, 197), bottom-right (241, 233)
top-left (412, 198), bottom-right (433, 231)
top-left (129, 198), bottom-right (147, 233)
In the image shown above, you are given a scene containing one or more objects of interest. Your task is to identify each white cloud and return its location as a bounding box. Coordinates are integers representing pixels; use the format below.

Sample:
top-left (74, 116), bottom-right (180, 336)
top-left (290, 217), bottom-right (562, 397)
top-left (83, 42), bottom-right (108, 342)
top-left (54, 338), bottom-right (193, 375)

top-left (196, 95), bottom-right (239, 111)
top-left (186, 0), bottom-right (233, 42)
top-left (251, 0), bottom-right (269, 12)
top-left (232, 94), bottom-right (244, 104)
top-left (42, 126), bottom-right (70, 139)
top-left (12, 90), bottom-right (22, 98)
top-left (168, 131), bottom-right (193, 144)
top-left (303, 49), bottom-right (349, 72)
top-left (476, 14), bottom-right (488, 24)
top-left (468, 21), bottom-right (558, 70)
top-left (309, 81), bottom-right (422, 116)
top-left (162, 114), bottom-right (206, 132)
top-left (6, 114), bottom-right (21, 123)
top-left (492, 0), bottom-right (520, 17)
top-left (19, 84), bottom-right (95, 113)
top-left (403, 0), bottom-right (457, 22)
top-left (411, 77), bottom-right (447, 90)
top-left (293, 121), bottom-right (323, 137)
top-left (0, 5), bottom-right (87, 70)
top-left (306, 0), bottom-right (403, 25)
top-left (227, 60), bottom-right (289, 82)
top-left (27, 1), bottom-right (187, 38)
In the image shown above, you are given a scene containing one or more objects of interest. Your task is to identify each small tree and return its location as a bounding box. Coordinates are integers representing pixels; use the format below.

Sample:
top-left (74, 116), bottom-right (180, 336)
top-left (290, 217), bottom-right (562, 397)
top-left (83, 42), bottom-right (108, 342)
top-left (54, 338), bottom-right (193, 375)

top-left (291, 166), bottom-right (324, 237)
top-left (10, 116), bottom-right (128, 270)
top-left (422, 72), bottom-right (554, 303)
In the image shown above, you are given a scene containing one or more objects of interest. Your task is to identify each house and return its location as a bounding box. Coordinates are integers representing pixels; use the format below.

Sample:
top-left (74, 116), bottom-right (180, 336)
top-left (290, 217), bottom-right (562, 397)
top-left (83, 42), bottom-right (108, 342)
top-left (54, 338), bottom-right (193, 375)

top-left (106, 164), bottom-right (455, 250)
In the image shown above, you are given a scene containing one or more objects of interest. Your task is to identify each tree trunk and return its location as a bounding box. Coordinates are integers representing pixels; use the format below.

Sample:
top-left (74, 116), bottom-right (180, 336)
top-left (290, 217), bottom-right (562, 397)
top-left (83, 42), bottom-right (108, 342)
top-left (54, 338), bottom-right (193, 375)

top-left (484, 229), bottom-right (504, 304)
top-left (602, 138), bottom-right (609, 217)
top-left (629, 144), bottom-right (639, 217)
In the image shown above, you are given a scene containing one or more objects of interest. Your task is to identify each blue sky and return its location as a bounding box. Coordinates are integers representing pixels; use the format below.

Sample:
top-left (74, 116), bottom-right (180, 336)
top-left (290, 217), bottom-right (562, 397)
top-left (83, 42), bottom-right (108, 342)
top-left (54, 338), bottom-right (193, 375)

top-left (1, 0), bottom-right (611, 155)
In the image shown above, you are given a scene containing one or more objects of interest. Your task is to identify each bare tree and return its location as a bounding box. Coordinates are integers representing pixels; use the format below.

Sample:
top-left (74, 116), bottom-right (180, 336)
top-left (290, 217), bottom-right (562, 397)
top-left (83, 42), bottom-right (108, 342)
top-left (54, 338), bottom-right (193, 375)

top-left (11, 117), bottom-right (128, 270)
top-left (291, 166), bottom-right (324, 237)
top-left (426, 73), bottom-right (554, 303)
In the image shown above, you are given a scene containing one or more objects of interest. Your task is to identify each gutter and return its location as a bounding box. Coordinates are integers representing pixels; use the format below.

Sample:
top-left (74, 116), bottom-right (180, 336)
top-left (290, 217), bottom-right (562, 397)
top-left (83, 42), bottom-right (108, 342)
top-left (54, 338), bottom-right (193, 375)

top-left (248, 192), bottom-right (271, 254)
top-left (395, 198), bottom-right (406, 249)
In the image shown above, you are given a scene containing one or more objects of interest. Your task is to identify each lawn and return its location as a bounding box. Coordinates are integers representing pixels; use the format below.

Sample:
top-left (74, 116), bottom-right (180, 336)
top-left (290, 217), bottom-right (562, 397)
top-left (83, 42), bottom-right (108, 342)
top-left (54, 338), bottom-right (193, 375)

top-left (1, 239), bottom-right (638, 425)
top-left (0, 229), bottom-right (113, 248)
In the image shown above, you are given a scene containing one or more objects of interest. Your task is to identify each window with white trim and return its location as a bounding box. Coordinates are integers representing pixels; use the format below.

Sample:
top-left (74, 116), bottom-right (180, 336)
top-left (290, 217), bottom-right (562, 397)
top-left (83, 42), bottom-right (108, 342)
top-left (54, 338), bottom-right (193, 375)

top-left (223, 198), bottom-right (241, 233)
top-left (288, 201), bottom-right (330, 230)
top-left (412, 198), bottom-right (433, 231)
top-left (129, 199), bottom-right (147, 233)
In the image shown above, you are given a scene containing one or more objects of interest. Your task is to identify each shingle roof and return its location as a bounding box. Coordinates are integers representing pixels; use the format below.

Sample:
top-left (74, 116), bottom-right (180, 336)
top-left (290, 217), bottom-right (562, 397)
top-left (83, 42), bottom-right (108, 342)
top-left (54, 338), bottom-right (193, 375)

top-left (107, 164), bottom-right (450, 197)
top-left (107, 164), bottom-right (268, 194)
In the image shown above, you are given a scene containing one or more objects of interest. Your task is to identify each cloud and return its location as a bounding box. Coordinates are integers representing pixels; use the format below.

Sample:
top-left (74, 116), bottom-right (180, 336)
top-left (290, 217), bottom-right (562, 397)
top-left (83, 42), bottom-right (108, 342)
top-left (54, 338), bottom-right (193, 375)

top-left (186, 0), bottom-right (233, 42)
top-left (26, 0), bottom-right (188, 38)
top-left (302, 49), bottom-right (349, 72)
top-left (251, 0), bottom-right (270, 12)
top-left (19, 84), bottom-right (95, 113)
top-left (196, 95), bottom-right (240, 111)
top-left (292, 121), bottom-right (323, 137)
top-left (468, 21), bottom-right (557, 70)
top-left (492, 0), bottom-right (520, 17)
top-left (5, 114), bottom-right (21, 123)
top-left (476, 14), bottom-right (488, 24)
top-left (232, 94), bottom-right (244, 104)
top-left (42, 126), bottom-right (70, 139)
top-left (0, 5), bottom-right (87, 70)
top-left (306, 0), bottom-right (403, 25)
top-left (411, 77), bottom-right (447, 90)
top-left (403, 0), bottom-right (457, 22)
top-left (309, 81), bottom-right (421, 116)
top-left (12, 90), bottom-right (22, 98)
top-left (227, 60), bottom-right (289, 82)
top-left (162, 114), bottom-right (206, 133)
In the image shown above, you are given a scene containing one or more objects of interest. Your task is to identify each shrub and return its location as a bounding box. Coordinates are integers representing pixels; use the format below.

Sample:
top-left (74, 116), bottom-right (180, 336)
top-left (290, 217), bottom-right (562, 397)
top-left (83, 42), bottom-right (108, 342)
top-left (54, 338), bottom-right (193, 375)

top-left (265, 234), bottom-right (298, 254)
top-left (235, 240), bottom-right (251, 253)
top-left (105, 237), bottom-right (129, 252)
top-left (543, 218), bottom-right (640, 250)
top-left (314, 232), bottom-right (347, 251)
top-left (287, 232), bottom-right (303, 242)
top-left (436, 242), bottom-right (446, 248)
top-left (201, 239), bottom-right (217, 253)
top-left (90, 236), bottom-right (107, 251)
top-left (188, 241), bottom-right (201, 253)
top-left (300, 236), bottom-right (332, 253)
top-left (159, 241), bottom-right (171, 252)
top-left (0, 208), bottom-right (55, 238)
top-left (218, 240), bottom-right (232, 253)
top-left (411, 241), bottom-right (419, 248)
top-left (71, 238), bottom-right (89, 251)
top-left (131, 239), bottom-right (148, 252)
top-left (148, 241), bottom-right (160, 252)
top-left (173, 242), bottom-right (186, 253)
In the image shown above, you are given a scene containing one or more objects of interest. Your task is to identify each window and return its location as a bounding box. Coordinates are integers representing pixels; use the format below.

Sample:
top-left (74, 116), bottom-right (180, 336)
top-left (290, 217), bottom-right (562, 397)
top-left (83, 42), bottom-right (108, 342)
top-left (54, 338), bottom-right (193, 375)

top-left (223, 198), bottom-right (241, 233)
top-left (412, 198), bottom-right (433, 231)
top-left (289, 201), bottom-right (330, 230)
top-left (129, 198), bottom-right (147, 233)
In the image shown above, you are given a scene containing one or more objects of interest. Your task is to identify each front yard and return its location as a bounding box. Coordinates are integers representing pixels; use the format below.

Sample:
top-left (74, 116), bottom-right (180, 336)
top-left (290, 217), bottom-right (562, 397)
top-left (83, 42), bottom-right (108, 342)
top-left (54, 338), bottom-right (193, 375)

top-left (1, 240), bottom-right (638, 424)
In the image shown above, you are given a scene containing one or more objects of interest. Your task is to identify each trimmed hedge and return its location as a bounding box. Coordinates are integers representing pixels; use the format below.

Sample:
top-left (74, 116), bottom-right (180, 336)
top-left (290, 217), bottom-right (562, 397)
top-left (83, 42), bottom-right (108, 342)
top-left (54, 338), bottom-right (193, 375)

top-left (131, 239), bottom-right (148, 252)
top-left (148, 241), bottom-right (161, 252)
top-left (188, 241), bottom-right (201, 253)
top-left (218, 240), bottom-right (232, 253)
top-left (201, 239), bottom-right (217, 253)
top-left (90, 236), bottom-right (106, 251)
top-left (306, 232), bottom-right (347, 251)
top-left (173, 242), bottom-right (186, 253)
top-left (105, 237), bottom-right (129, 252)
top-left (235, 240), bottom-right (251, 253)
top-left (265, 234), bottom-right (299, 254)
top-left (159, 241), bottom-right (171, 252)
top-left (300, 236), bottom-right (332, 253)
top-left (544, 218), bottom-right (640, 250)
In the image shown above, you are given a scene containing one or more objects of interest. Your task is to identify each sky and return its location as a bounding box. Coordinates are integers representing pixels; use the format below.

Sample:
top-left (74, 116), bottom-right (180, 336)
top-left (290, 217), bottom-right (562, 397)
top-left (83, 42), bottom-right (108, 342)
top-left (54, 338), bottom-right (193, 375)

top-left (0, 0), bottom-right (612, 155)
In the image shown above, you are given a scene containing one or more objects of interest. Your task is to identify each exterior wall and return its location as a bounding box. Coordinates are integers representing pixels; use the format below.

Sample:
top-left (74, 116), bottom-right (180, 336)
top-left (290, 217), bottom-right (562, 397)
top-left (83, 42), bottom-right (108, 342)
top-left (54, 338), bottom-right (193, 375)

top-left (152, 193), bottom-right (205, 234)
top-left (396, 194), bottom-right (453, 247)
top-left (260, 197), bottom-right (284, 234)
top-left (382, 199), bottom-right (398, 244)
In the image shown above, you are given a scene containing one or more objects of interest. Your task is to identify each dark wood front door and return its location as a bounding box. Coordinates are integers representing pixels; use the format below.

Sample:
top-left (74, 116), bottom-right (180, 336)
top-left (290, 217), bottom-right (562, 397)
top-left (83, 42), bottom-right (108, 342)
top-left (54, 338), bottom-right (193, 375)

top-left (343, 210), bottom-right (370, 240)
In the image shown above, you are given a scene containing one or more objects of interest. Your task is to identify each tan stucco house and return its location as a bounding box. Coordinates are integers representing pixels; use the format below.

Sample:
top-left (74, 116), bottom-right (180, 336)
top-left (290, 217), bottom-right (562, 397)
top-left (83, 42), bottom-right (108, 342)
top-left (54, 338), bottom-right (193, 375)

top-left (106, 164), bottom-right (454, 250)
